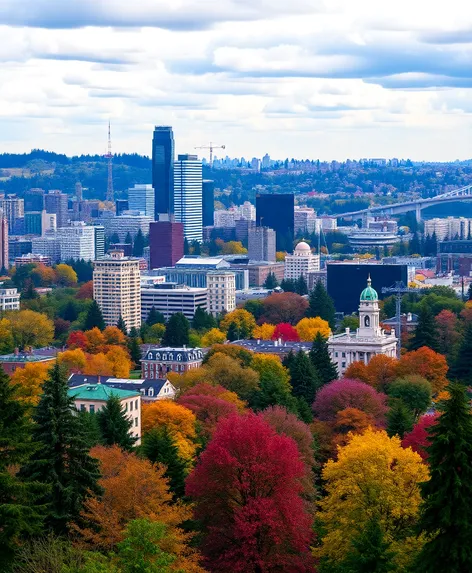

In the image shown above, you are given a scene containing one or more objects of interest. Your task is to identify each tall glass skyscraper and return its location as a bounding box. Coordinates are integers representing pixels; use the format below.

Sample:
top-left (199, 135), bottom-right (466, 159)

top-left (256, 193), bottom-right (294, 252)
top-left (152, 126), bottom-right (174, 221)
top-left (174, 154), bottom-right (203, 242)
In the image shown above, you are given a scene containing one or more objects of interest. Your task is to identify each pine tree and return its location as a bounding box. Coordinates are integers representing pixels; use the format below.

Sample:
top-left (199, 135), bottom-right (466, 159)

top-left (125, 231), bottom-right (133, 246)
top-left (97, 395), bottom-right (137, 451)
top-left (162, 313), bottom-right (190, 347)
top-left (0, 367), bottom-right (46, 568)
top-left (410, 304), bottom-right (439, 352)
top-left (62, 300), bottom-right (78, 322)
top-left (226, 322), bottom-right (239, 341)
top-left (140, 428), bottom-right (187, 499)
top-left (84, 299), bottom-right (106, 331)
top-left (289, 351), bottom-right (321, 404)
top-left (192, 240), bottom-right (201, 255)
top-left (295, 274), bottom-right (308, 295)
top-left (109, 232), bottom-right (120, 245)
top-left (263, 272), bottom-right (278, 289)
top-left (416, 384), bottom-right (472, 572)
top-left (184, 237), bottom-right (190, 255)
top-left (452, 320), bottom-right (472, 385)
top-left (116, 315), bottom-right (127, 335)
top-left (21, 279), bottom-right (38, 301)
top-left (386, 399), bottom-right (414, 439)
top-left (128, 336), bottom-right (142, 367)
top-left (309, 332), bottom-right (338, 386)
top-left (468, 283), bottom-right (472, 301)
top-left (282, 349), bottom-right (296, 371)
top-left (280, 278), bottom-right (296, 292)
top-left (409, 231), bottom-right (421, 256)
top-left (77, 409), bottom-right (101, 449)
top-left (193, 306), bottom-right (216, 331)
top-left (307, 280), bottom-right (336, 329)
top-left (146, 307), bottom-right (165, 327)
top-left (19, 363), bottom-right (102, 534)
top-left (132, 228), bottom-right (145, 257)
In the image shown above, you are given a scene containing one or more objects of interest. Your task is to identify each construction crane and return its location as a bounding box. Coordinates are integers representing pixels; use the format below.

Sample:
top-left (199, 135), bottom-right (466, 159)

top-left (195, 142), bottom-right (225, 168)
top-left (381, 281), bottom-right (426, 357)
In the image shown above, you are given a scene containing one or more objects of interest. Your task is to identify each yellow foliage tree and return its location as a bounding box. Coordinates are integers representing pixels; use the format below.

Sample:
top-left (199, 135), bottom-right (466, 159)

top-left (0, 317), bottom-right (14, 353)
top-left (58, 348), bottom-right (87, 374)
top-left (219, 308), bottom-right (256, 335)
top-left (142, 400), bottom-right (197, 461)
top-left (103, 326), bottom-right (127, 346)
top-left (253, 323), bottom-right (276, 340)
top-left (10, 362), bottom-right (50, 407)
top-left (276, 251), bottom-right (286, 262)
top-left (7, 310), bottom-right (54, 349)
top-left (315, 428), bottom-right (428, 571)
top-left (168, 368), bottom-right (211, 393)
top-left (84, 353), bottom-right (113, 376)
top-left (221, 240), bottom-right (247, 255)
top-left (55, 263), bottom-right (78, 286)
top-left (105, 345), bottom-right (131, 378)
top-left (295, 316), bottom-right (331, 342)
top-left (84, 327), bottom-right (106, 354)
top-left (201, 328), bottom-right (226, 347)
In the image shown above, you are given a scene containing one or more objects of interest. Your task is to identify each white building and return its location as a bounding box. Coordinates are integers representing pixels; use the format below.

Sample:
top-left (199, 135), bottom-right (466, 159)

top-left (0, 286), bottom-right (20, 311)
top-left (174, 154), bottom-right (203, 242)
top-left (128, 184), bottom-right (155, 217)
top-left (284, 241), bottom-right (320, 280)
top-left (31, 234), bottom-right (61, 264)
top-left (207, 270), bottom-right (236, 316)
top-left (41, 211), bottom-right (56, 236)
top-left (104, 213), bottom-right (153, 242)
top-left (294, 207), bottom-right (321, 235)
top-left (0, 194), bottom-right (24, 232)
top-left (57, 223), bottom-right (95, 261)
top-left (239, 201), bottom-right (256, 221)
top-left (214, 210), bottom-right (236, 228)
top-left (424, 217), bottom-right (472, 241)
top-left (248, 226), bottom-right (276, 262)
top-left (321, 217), bottom-right (338, 231)
top-left (141, 283), bottom-right (208, 322)
top-left (328, 277), bottom-right (398, 376)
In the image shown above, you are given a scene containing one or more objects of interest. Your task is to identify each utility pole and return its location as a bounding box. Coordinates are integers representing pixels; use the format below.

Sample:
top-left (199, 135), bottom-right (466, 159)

top-left (105, 121), bottom-right (114, 202)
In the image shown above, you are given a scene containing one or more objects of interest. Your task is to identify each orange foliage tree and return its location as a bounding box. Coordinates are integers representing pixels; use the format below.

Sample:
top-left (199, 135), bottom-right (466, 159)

top-left (396, 346), bottom-right (449, 394)
top-left (84, 353), bottom-right (113, 376)
top-left (364, 354), bottom-right (397, 391)
top-left (10, 362), bottom-right (50, 408)
top-left (103, 326), bottom-right (127, 346)
top-left (76, 280), bottom-right (93, 300)
top-left (84, 327), bottom-right (106, 354)
top-left (105, 346), bottom-right (131, 378)
top-left (344, 361), bottom-right (369, 383)
top-left (58, 348), bottom-right (87, 374)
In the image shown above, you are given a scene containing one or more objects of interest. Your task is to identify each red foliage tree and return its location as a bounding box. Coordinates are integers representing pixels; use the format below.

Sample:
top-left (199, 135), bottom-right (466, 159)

top-left (76, 280), bottom-right (94, 300)
top-left (178, 393), bottom-right (238, 440)
top-left (401, 413), bottom-right (439, 461)
top-left (66, 330), bottom-right (88, 350)
top-left (312, 378), bottom-right (388, 425)
top-left (271, 323), bottom-right (300, 342)
top-left (260, 292), bottom-right (309, 325)
top-left (186, 413), bottom-right (315, 572)
top-left (435, 310), bottom-right (460, 355)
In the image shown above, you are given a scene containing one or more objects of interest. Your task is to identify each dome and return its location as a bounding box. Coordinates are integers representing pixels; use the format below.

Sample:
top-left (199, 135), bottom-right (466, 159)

top-left (360, 276), bottom-right (378, 302)
top-left (295, 241), bottom-right (311, 252)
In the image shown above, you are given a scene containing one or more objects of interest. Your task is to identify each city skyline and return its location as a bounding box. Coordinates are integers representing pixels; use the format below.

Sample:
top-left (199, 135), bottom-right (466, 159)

top-left (1, 1), bottom-right (472, 161)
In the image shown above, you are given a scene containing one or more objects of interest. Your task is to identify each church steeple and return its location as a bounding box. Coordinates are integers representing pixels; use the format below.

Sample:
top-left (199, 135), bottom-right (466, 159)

top-left (358, 276), bottom-right (381, 337)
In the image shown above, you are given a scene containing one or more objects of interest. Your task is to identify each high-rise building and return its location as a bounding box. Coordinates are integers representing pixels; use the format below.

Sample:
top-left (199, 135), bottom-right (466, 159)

top-left (152, 126), bottom-right (174, 220)
top-left (202, 180), bottom-right (214, 227)
top-left (174, 154), bottom-right (203, 242)
top-left (294, 207), bottom-right (320, 235)
top-left (0, 214), bottom-right (8, 270)
top-left (41, 211), bottom-right (56, 235)
top-left (75, 182), bottom-right (83, 202)
top-left (248, 226), bottom-right (276, 262)
top-left (31, 234), bottom-right (61, 263)
top-left (141, 282), bottom-right (208, 322)
top-left (57, 223), bottom-right (95, 261)
top-left (45, 190), bottom-right (69, 228)
top-left (207, 271), bottom-right (236, 316)
top-left (104, 213), bottom-right (152, 242)
top-left (0, 194), bottom-right (24, 232)
top-left (240, 201), bottom-right (256, 221)
top-left (256, 193), bottom-right (294, 251)
top-left (93, 251), bottom-right (141, 331)
top-left (115, 199), bottom-right (129, 216)
top-left (214, 210), bottom-right (236, 228)
top-left (128, 184), bottom-right (155, 217)
top-left (149, 221), bottom-right (184, 269)
top-left (93, 225), bottom-right (105, 259)
top-left (8, 238), bottom-right (32, 263)
top-left (284, 241), bottom-right (320, 280)
top-left (24, 212), bottom-right (43, 235)
top-left (24, 188), bottom-right (44, 212)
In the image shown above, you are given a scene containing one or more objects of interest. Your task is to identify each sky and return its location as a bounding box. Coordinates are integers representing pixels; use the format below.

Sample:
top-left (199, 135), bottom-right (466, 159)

top-left (1, 0), bottom-right (472, 161)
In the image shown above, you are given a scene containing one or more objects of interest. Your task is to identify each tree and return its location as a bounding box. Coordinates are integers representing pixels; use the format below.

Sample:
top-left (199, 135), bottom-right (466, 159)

top-left (103, 325), bottom-right (127, 346)
top-left (435, 310), bottom-right (460, 356)
top-left (125, 231), bottom-right (133, 246)
top-left (192, 306), bottom-right (216, 331)
top-left (396, 347), bottom-right (448, 394)
top-left (307, 280), bottom-right (335, 329)
top-left (76, 280), bottom-right (94, 300)
top-left (116, 315), bottom-right (127, 335)
top-left (132, 228), bottom-right (145, 257)
top-left (226, 322), bottom-right (239, 341)
top-left (84, 327), bottom-right (106, 353)
top-left (186, 413), bottom-right (315, 572)
top-left (295, 316), bottom-right (331, 342)
top-left (97, 395), bottom-right (137, 451)
top-left (363, 354), bottom-right (398, 392)
top-left (295, 274), bottom-right (308, 295)
top-left (7, 309), bottom-right (54, 349)
top-left (468, 283), bottom-right (472, 301)
top-left (260, 291), bottom-right (308, 325)
top-left (249, 353), bottom-right (294, 411)
top-left (58, 348), bottom-right (87, 375)
top-left (219, 309), bottom-right (256, 338)
top-left (263, 271), bottom-right (278, 289)
top-left (21, 279), bottom-right (39, 301)
top-left (162, 313), bottom-right (190, 347)
top-left (271, 322), bottom-right (299, 341)
top-left (387, 399), bottom-right (414, 439)
top-left (105, 346), bottom-right (132, 378)
top-left (451, 320), bottom-right (472, 384)
top-left (146, 307), bottom-right (165, 327)
top-left (243, 299), bottom-right (264, 321)
top-left (20, 363), bottom-right (101, 534)
top-left (401, 413), bottom-right (439, 462)
top-left (288, 350), bottom-right (321, 404)
top-left (387, 375), bottom-right (432, 420)
top-left (128, 336), bottom-right (142, 366)
top-left (0, 367), bottom-right (45, 569)
top-left (66, 330), bottom-right (88, 350)
top-left (252, 322), bottom-right (276, 340)
top-left (204, 352), bottom-right (260, 400)
top-left (310, 332), bottom-right (338, 386)
top-left (140, 428), bottom-right (188, 499)
top-left (315, 428), bottom-right (428, 571)
top-left (199, 327), bottom-right (225, 347)
top-left (84, 300), bottom-right (106, 331)
top-left (0, 318), bottom-right (14, 354)
top-left (55, 264), bottom-right (78, 287)
top-left (203, 343), bottom-right (254, 367)
top-left (416, 384), bottom-right (472, 572)
top-left (9, 362), bottom-right (50, 408)
top-left (84, 353), bottom-right (113, 376)
top-left (410, 305), bottom-right (440, 352)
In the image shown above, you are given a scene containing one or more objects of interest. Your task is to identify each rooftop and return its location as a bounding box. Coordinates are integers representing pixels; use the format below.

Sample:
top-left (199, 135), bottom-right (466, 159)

top-left (68, 383), bottom-right (140, 401)
top-left (175, 256), bottom-right (229, 268)
top-left (0, 347), bottom-right (57, 363)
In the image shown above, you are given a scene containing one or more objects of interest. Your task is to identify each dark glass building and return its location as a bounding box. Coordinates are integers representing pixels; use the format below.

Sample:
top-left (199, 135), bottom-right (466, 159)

top-left (24, 188), bottom-right (44, 212)
top-left (152, 126), bottom-right (174, 220)
top-left (44, 190), bottom-right (68, 228)
top-left (149, 221), bottom-right (184, 269)
top-left (115, 199), bottom-right (129, 216)
top-left (202, 179), bottom-right (214, 227)
top-left (256, 193), bottom-right (294, 251)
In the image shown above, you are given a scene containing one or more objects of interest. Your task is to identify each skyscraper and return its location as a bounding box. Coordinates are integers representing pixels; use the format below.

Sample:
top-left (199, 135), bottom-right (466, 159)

top-left (174, 154), bottom-right (203, 242)
top-left (152, 126), bottom-right (174, 221)
top-left (248, 226), bottom-right (276, 262)
top-left (0, 194), bottom-right (24, 233)
top-left (24, 188), bottom-right (44, 212)
top-left (202, 179), bottom-right (214, 227)
top-left (0, 213), bottom-right (8, 270)
top-left (128, 184), bottom-right (155, 217)
top-left (45, 190), bottom-right (69, 228)
top-left (256, 193), bottom-right (294, 251)
top-left (149, 221), bottom-right (184, 269)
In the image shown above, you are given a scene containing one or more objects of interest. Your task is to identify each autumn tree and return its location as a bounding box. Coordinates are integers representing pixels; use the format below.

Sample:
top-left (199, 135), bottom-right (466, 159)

top-left (309, 332), bottom-right (338, 387)
top-left (186, 413), bottom-right (315, 572)
top-left (178, 393), bottom-right (238, 443)
top-left (204, 352), bottom-right (260, 400)
top-left (401, 413), bottom-right (439, 461)
top-left (0, 318), bottom-right (14, 354)
top-left (249, 353), bottom-right (295, 411)
top-left (58, 348), bottom-right (87, 374)
top-left (162, 313), bottom-right (190, 347)
top-left (344, 361), bottom-right (369, 383)
top-left (105, 346), bottom-right (132, 378)
top-left (219, 309), bottom-right (256, 338)
top-left (296, 316), bottom-right (331, 342)
top-left (435, 309), bottom-right (460, 356)
top-left (84, 300), bottom-right (105, 331)
top-left (410, 304), bottom-right (440, 353)
top-left (97, 395), bottom-right (136, 451)
top-left (7, 309), bottom-right (54, 349)
top-left (307, 280), bottom-right (335, 329)
top-left (76, 280), bottom-right (94, 300)
top-left (55, 263), bottom-right (78, 287)
top-left (416, 384), bottom-right (472, 572)
top-left (84, 327), bottom-right (106, 353)
top-left (260, 292), bottom-right (309, 325)
top-left (9, 362), bottom-right (50, 408)
top-left (315, 428), bottom-right (428, 571)
top-left (253, 322), bottom-right (276, 340)
top-left (271, 322), bottom-right (299, 341)
top-left (84, 353), bottom-right (113, 377)
top-left (364, 354), bottom-right (397, 391)
top-left (200, 328), bottom-right (226, 347)
top-left (203, 343), bottom-right (254, 367)
top-left (451, 319), bottom-right (472, 384)
top-left (387, 375), bottom-right (432, 420)
top-left (103, 325), bottom-right (127, 346)
top-left (396, 347), bottom-right (448, 394)
top-left (66, 330), bottom-right (88, 350)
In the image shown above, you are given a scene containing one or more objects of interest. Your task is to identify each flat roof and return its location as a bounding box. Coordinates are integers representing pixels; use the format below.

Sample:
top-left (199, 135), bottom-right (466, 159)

top-left (68, 384), bottom-right (140, 401)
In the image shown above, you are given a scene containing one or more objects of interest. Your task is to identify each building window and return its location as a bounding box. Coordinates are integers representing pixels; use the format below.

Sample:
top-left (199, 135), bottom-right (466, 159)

top-left (148, 388), bottom-right (154, 397)
top-left (365, 316), bottom-right (370, 327)
top-left (135, 417), bottom-right (138, 427)
top-left (342, 362), bottom-right (346, 368)
top-left (130, 401), bottom-right (133, 411)
top-left (90, 405), bottom-right (95, 413)
top-left (335, 352), bottom-right (338, 357)
top-left (80, 404), bottom-right (86, 412)
top-left (342, 352), bottom-right (346, 358)
top-left (135, 399), bottom-right (138, 409)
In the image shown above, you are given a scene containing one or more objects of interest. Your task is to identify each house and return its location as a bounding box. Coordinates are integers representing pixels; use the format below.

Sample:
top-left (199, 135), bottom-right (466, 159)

top-left (0, 347), bottom-right (58, 375)
top-left (140, 346), bottom-right (204, 379)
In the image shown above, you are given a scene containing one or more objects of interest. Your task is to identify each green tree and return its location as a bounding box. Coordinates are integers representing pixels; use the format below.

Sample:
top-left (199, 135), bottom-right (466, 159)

top-left (109, 232), bottom-right (120, 245)
top-left (309, 332), bottom-right (338, 387)
top-left (128, 337), bottom-right (142, 366)
top-left (226, 322), bottom-right (239, 341)
top-left (263, 272), bottom-right (278, 289)
top-left (132, 228), bottom-right (145, 257)
top-left (280, 278), bottom-right (296, 293)
top-left (140, 428), bottom-right (187, 499)
top-left (451, 320), bottom-right (472, 385)
top-left (416, 384), bottom-right (472, 572)
top-left (410, 304), bottom-right (439, 353)
top-left (192, 306), bottom-right (216, 331)
top-left (77, 410), bottom-right (101, 449)
top-left (146, 307), bottom-right (165, 327)
top-left (307, 280), bottom-right (336, 329)
top-left (162, 313), bottom-right (190, 347)
top-left (84, 300), bottom-right (106, 331)
top-left (386, 399), bottom-right (414, 439)
top-left (97, 395), bottom-right (137, 451)
top-left (295, 274), bottom-right (308, 296)
top-left (125, 231), bottom-right (133, 246)
top-left (184, 237), bottom-right (190, 256)
top-left (288, 350), bottom-right (321, 404)
top-left (21, 279), bottom-right (39, 301)
top-left (409, 231), bottom-right (421, 256)
top-left (20, 363), bottom-right (102, 534)
top-left (116, 315), bottom-right (127, 335)
top-left (468, 283), bottom-right (472, 301)
top-left (387, 376), bottom-right (432, 420)
top-left (243, 299), bottom-right (264, 321)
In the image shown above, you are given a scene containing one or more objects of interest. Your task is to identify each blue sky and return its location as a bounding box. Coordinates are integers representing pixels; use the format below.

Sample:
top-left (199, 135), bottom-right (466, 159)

top-left (1, 0), bottom-right (472, 161)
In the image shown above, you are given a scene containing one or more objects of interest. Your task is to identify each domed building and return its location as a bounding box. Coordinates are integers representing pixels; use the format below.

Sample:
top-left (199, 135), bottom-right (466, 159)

top-left (284, 241), bottom-right (320, 281)
top-left (328, 276), bottom-right (398, 375)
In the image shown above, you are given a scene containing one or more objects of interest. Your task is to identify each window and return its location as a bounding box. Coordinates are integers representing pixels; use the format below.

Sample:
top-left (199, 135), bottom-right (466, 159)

top-left (130, 401), bottom-right (133, 411)
top-left (80, 404), bottom-right (86, 412)
top-left (342, 362), bottom-right (346, 368)
top-left (342, 352), bottom-right (346, 358)
top-left (148, 388), bottom-right (154, 397)
top-left (90, 405), bottom-right (95, 413)
top-left (364, 316), bottom-right (370, 327)
top-left (335, 352), bottom-right (338, 357)
top-left (135, 399), bottom-right (138, 409)
top-left (135, 417), bottom-right (138, 427)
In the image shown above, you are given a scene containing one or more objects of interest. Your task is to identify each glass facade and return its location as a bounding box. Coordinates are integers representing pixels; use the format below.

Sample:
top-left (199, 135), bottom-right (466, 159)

top-left (152, 126), bottom-right (174, 220)
top-left (202, 179), bottom-right (214, 227)
top-left (256, 193), bottom-right (294, 251)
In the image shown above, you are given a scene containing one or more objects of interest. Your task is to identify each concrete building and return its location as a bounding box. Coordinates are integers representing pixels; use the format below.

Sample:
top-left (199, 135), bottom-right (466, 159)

top-left (0, 194), bottom-right (24, 232)
top-left (294, 207), bottom-right (320, 235)
top-left (248, 226), bottom-right (276, 263)
top-left (31, 234), bottom-right (61, 263)
top-left (141, 346), bottom-right (204, 379)
top-left (93, 225), bottom-right (105, 259)
top-left (207, 270), bottom-right (236, 315)
top-left (321, 217), bottom-right (337, 231)
top-left (44, 190), bottom-right (68, 228)
top-left (41, 211), bottom-right (56, 235)
top-left (348, 229), bottom-right (398, 251)
top-left (0, 286), bottom-right (20, 310)
top-left (328, 277), bottom-right (398, 375)
top-left (24, 188), bottom-right (44, 212)
top-left (0, 214), bottom-right (7, 270)
top-left (240, 201), bottom-right (256, 221)
top-left (284, 241), bottom-right (320, 280)
top-left (57, 222), bottom-right (95, 261)
top-left (149, 221), bottom-right (184, 269)
top-left (128, 184), bottom-right (155, 217)
top-left (93, 251), bottom-right (142, 331)
top-left (214, 210), bottom-right (237, 228)
top-left (424, 217), bottom-right (472, 241)
top-left (256, 193), bottom-right (294, 251)
top-left (15, 253), bottom-right (53, 267)
top-left (174, 154), bottom-right (203, 242)
top-left (141, 282), bottom-right (208, 322)
top-left (104, 213), bottom-right (152, 241)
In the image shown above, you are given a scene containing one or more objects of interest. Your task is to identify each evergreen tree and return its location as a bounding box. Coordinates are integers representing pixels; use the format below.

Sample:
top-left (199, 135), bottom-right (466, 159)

top-left (77, 409), bottom-right (101, 449)
top-left (192, 240), bottom-right (201, 255)
top-left (468, 283), bottom-right (472, 301)
top-left (416, 384), bottom-right (472, 572)
top-left (410, 304), bottom-right (439, 352)
top-left (409, 231), bottom-right (421, 255)
top-left (97, 395), bottom-right (137, 451)
top-left (116, 315), bottom-right (127, 335)
top-left (282, 349), bottom-right (296, 371)
top-left (288, 351), bottom-right (321, 404)
top-left (62, 300), bottom-right (78, 322)
top-left (21, 279), bottom-right (38, 301)
top-left (386, 399), bottom-right (414, 439)
top-left (309, 332), bottom-right (338, 386)
top-left (140, 427), bottom-right (187, 499)
top-left (84, 299), bottom-right (105, 331)
top-left (109, 232), bottom-right (120, 245)
top-left (20, 363), bottom-right (102, 534)
top-left (451, 320), bottom-right (472, 385)
top-left (132, 228), bottom-right (145, 257)
top-left (184, 237), bottom-right (190, 255)
top-left (129, 326), bottom-right (140, 338)
top-left (307, 280), bottom-right (336, 329)
top-left (295, 274), bottom-right (308, 295)
top-left (280, 278), bottom-right (296, 292)
top-left (263, 272), bottom-right (278, 289)
top-left (146, 306), bottom-right (166, 326)
top-left (162, 313), bottom-right (190, 347)
top-left (128, 336), bottom-right (142, 366)
top-left (192, 306), bottom-right (216, 331)
top-left (0, 367), bottom-right (45, 569)
top-left (125, 231), bottom-right (133, 246)
top-left (226, 322), bottom-right (239, 342)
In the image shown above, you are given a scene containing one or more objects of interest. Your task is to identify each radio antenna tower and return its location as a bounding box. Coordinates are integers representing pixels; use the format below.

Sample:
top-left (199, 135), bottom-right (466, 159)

top-left (105, 120), bottom-right (114, 202)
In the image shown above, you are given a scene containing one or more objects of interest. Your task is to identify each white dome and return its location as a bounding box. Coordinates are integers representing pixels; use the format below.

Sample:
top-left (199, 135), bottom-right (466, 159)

top-left (295, 241), bottom-right (311, 252)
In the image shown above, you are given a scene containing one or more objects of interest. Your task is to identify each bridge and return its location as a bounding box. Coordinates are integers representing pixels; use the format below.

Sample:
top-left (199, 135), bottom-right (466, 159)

top-left (338, 184), bottom-right (472, 222)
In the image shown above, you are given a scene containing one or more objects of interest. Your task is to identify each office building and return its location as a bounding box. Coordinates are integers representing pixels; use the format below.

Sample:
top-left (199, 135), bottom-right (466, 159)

top-left (44, 190), bottom-right (68, 228)
top-left (141, 347), bottom-right (204, 380)
top-left (240, 201), bottom-right (256, 221)
top-left (24, 188), bottom-right (44, 212)
top-left (24, 212), bottom-right (42, 235)
top-left (128, 184), bottom-right (155, 217)
top-left (348, 230), bottom-right (398, 251)
top-left (93, 225), bottom-right (105, 259)
top-left (284, 241), bottom-right (320, 280)
top-left (437, 239), bottom-right (472, 274)
top-left (294, 207), bottom-right (320, 235)
top-left (202, 180), bottom-right (214, 227)
top-left (425, 217), bottom-right (472, 241)
top-left (207, 270), bottom-right (236, 316)
top-left (104, 213), bottom-right (152, 241)
top-left (214, 210), bottom-right (236, 228)
top-left (57, 222), bottom-right (95, 261)
top-left (41, 211), bottom-right (56, 235)
top-left (0, 286), bottom-right (20, 311)
top-left (328, 278), bottom-right (398, 375)
top-left (115, 199), bottom-right (129, 216)
top-left (248, 226), bottom-right (276, 262)
top-left (235, 219), bottom-right (255, 243)
top-left (152, 126), bottom-right (174, 220)
top-left (31, 235), bottom-right (61, 263)
top-left (93, 251), bottom-right (142, 331)
top-left (149, 221), bottom-right (184, 269)
top-left (0, 194), bottom-right (24, 232)
top-left (321, 217), bottom-right (337, 231)
top-left (141, 282), bottom-right (208, 322)
top-left (8, 238), bottom-right (32, 262)
top-left (256, 193), bottom-right (294, 251)
top-left (174, 154), bottom-right (203, 242)
top-left (16, 253), bottom-right (52, 267)
top-left (0, 215), bottom-right (8, 270)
